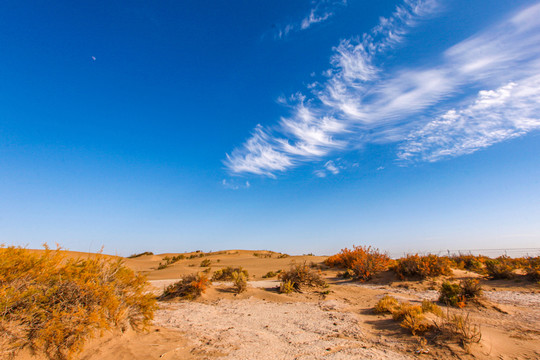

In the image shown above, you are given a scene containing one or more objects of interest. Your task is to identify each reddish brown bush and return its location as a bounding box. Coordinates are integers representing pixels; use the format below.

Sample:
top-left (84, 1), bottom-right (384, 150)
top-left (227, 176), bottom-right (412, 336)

top-left (393, 254), bottom-right (452, 279)
top-left (325, 245), bottom-right (390, 281)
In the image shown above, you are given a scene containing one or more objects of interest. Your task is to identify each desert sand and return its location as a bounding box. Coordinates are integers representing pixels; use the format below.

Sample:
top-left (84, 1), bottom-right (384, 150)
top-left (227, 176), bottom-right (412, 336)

top-left (15, 250), bottom-right (540, 360)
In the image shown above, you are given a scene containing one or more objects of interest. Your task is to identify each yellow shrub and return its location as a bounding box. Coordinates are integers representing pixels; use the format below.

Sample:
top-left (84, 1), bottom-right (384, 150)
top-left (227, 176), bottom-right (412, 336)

top-left (421, 300), bottom-right (444, 317)
top-left (212, 266), bottom-right (249, 281)
top-left (400, 313), bottom-right (431, 335)
top-left (374, 295), bottom-right (400, 314)
top-left (392, 302), bottom-right (423, 321)
top-left (232, 271), bottom-right (247, 294)
top-left (0, 245), bottom-right (156, 360)
top-left (279, 280), bottom-right (295, 294)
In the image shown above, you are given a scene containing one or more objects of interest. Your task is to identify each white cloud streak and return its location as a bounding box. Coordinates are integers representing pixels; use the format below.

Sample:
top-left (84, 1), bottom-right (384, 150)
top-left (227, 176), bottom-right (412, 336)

top-left (275, 0), bottom-right (347, 39)
top-left (301, 7), bottom-right (333, 30)
top-left (222, 178), bottom-right (251, 190)
top-left (397, 76), bottom-right (540, 162)
top-left (227, 1), bottom-right (540, 177)
top-left (225, 125), bottom-right (293, 177)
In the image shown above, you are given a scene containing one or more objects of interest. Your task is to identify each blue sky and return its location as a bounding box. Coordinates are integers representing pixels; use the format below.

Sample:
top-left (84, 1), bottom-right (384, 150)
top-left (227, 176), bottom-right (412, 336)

top-left (1, 0), bottom-right (539, 256)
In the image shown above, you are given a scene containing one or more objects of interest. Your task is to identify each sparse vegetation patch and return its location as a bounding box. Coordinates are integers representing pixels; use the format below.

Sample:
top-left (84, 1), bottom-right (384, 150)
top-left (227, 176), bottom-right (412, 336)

top-left (262, 270), bottom-right (281, 278)
top-left (157, 254), bottom-right (185, 270)
top-left (485, 256), bottom-right (515, 279)
top-left (253, 252), bottom-right (272, 258)
top-left (200, 259), bottom-right (212, 267)
top-left (212, 266), bottom-right (249, 281)
top-left (278, 263), bottom-right (327, 293)
top-left (373, 295), bottom-right (481, 350)
top-left (127, 251), bottom-right (154, 258)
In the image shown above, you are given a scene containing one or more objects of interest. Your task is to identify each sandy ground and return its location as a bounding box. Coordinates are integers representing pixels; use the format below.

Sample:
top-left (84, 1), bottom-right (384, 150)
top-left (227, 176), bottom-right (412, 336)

top-left (13, 249), bottom-right (540, 360)
top-left (154, 298), bottom-right (410, 360)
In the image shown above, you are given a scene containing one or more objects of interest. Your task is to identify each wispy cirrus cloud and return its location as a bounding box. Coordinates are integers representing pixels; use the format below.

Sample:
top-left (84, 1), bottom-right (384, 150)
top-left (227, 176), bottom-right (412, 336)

top-left (398, 76), bottom-right (540, 162)
top-left (222, 178), bottom-right (251, 190)
top-left (314, 159), bottom-right (343, 177)
top-left (227, 1), bottom-right (540, 177)
top-left (274, 0), bottom-right (347, 39)
top-left (397, 2), bottom-right (540, 162)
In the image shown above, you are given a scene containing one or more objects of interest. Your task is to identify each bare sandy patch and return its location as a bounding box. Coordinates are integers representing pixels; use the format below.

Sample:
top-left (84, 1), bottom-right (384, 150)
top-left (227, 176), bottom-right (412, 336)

top-left (154, 298), bottom-right (411, 360)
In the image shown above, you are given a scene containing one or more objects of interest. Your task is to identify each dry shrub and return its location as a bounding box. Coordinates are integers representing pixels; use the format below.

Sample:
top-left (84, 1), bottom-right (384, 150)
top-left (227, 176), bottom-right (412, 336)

top-left (392, 302), bottom-right (423, 321)
top-left (279, 280), bottom-right (295, 294)
top-left (211, 266), bottom-right (249, 281)
top-left (393, 254), bottom-right (452, 279)
top-left (439, 279), bottom-right (482, 307)
top-left (401, 313), bottom-right (431, 335)
top-left (0, 245), bottom-right (156, 360)
top-left (279, 263), bottom-right (327, 293)
top-left (450, 254), bottom-right (484, 273)
top-left (525, 256), bottom-right (540, 281)
top-left (337, 268), bottom-right (356, 279)
top-left (157, 254), bottom-right (185, 269)
top-left (232, 271), bottom-right (247, 294)
top-left (262, 271), bottom-right (278, 278)
top-left (433, 312), bottom-right (482, 351)
top-left (439, 281), bottom-right (464, 307)
top-left (485, 256), bottom-right (515, 279)
top-left (421, 300), bottom-right (443, 317)
top-left (459, 279), bottom-right (482, 300)
top-left (127, 251), bottom-right (154, 258)
top-left (324, 245), bottom-right (390, 282)
top-left (253, 252), bottom-right (272, 258)
top-left (374, 295), bottom-right (400, 314)
top-left (200, 259), bottom-right (212, 267)
top-left (374, 298), bottom-right (432, 335)
top-left (160, 273), bottom-right (209, 300)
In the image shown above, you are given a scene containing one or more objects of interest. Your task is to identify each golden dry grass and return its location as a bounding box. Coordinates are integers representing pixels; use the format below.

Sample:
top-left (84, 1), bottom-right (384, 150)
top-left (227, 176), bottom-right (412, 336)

top-left (0, 245), bottom-right (156, 360)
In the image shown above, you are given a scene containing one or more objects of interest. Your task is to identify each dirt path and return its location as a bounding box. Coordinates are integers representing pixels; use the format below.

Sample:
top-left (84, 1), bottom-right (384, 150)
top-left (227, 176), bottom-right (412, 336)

top-left (150, 279), bottom-right (540, 307)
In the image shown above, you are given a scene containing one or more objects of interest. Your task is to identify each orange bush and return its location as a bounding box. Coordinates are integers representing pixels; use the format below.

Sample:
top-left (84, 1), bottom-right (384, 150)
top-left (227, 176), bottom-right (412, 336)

top-left (393, 254), bottom-right (452, 279)
top-left (0, 245), bottom-right (156, 360)
top-left (325, 245), bottom-right (390, 281)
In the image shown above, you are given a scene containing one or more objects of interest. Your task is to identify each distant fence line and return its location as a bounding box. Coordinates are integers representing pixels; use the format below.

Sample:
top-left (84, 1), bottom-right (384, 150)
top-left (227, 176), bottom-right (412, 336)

top-left (388, 248), bottom-right (540, 259)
